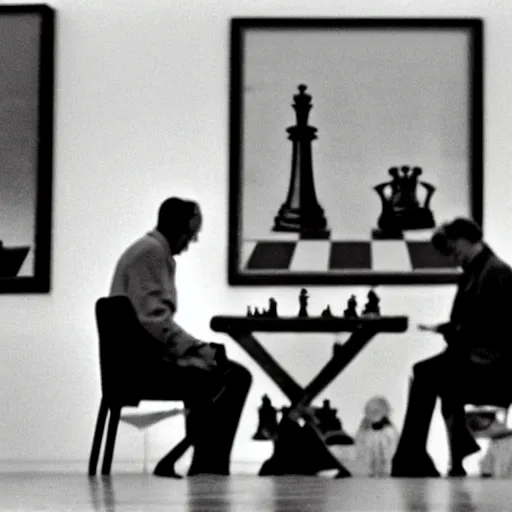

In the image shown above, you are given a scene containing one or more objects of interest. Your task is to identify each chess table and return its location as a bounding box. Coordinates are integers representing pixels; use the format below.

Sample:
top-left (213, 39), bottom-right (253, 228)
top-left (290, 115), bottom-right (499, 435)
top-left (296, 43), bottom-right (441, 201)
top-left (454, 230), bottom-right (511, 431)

top-left (210, 314), bottom-right (409, 477)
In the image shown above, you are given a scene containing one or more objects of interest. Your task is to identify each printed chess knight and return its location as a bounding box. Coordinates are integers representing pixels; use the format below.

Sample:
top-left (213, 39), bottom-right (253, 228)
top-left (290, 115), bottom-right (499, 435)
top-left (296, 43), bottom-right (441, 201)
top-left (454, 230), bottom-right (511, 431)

top-left (373, 165), bottom-right (437, 239)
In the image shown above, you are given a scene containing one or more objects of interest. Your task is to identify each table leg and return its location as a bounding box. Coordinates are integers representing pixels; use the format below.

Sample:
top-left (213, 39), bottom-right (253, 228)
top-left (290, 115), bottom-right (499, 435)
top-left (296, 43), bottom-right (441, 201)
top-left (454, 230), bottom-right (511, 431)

top-left (228, 330), bottom-right (304, 402)
top-left (225, 327), bottom-right (379, 478)
top-left (290, 327), bottom-right (378, 477)
top-left (291, 326), bottom-right (378, 411)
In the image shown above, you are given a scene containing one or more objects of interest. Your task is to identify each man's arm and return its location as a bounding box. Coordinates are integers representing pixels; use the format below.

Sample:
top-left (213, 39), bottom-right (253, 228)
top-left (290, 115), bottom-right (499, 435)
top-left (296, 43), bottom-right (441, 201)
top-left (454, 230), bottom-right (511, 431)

top-left (473, 264), bottom-right (512, 342)
top-left (125, 246), bottom-right (202, 358)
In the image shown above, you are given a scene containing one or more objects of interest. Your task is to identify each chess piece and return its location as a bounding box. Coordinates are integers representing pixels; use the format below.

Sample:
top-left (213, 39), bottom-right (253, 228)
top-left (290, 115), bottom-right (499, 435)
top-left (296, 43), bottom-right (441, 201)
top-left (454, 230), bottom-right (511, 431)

top-left (321, 305), bottom-right (333, 318)
top-left (362, 289), bottom-right (381, 317)
top-left (373, 165), bottom-right (436, 239)
top-left (316, 400), bottom-right (340, 433)
top-left (314, 400), bottom-right (354, 446)
top-left (246, 306), bottom-right (253, 317)
top-left (343, 295), bottom-right (358, 318)
top-left (253, 394), bottom-right (279, 441)
top-left (298, 288), bottom-right (309, 317)
top-left (254, 307), bottom-right (261, 317)
top-left (272, 85), bottom-right (330, 239)
top-left (258, 414), bottom-right (346, 476)
top-left (267, 297), bottom-right (278, 317)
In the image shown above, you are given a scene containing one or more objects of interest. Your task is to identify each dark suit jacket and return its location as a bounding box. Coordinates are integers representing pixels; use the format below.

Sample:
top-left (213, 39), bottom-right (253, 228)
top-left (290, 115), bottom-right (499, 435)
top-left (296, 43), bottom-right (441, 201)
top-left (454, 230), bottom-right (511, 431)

top-left (438, 244), bottom-right (512, 365)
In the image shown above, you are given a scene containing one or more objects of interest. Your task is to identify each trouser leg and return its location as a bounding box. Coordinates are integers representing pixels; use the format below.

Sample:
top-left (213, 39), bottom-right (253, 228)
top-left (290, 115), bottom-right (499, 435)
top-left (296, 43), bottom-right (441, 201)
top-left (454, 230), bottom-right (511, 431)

top-left (439, 367), bottom-right (480, 469)
top-left (394, 353), bottom-right (445, 455)
top-left (188, 361), bottom-right (252, 475)
top-left (391, 352), bottom-right (449, 476)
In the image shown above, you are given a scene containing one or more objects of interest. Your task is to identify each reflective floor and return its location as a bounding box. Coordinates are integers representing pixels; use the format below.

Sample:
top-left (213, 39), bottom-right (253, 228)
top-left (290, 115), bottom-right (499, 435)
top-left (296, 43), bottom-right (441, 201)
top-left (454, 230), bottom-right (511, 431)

top-left (1, 473), bottom-right (511, 511)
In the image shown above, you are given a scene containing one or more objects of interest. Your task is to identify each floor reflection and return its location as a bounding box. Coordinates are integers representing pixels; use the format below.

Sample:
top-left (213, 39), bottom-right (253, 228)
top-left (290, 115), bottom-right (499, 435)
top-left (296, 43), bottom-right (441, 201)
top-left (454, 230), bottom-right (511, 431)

top-left (186, 476), bottom-right (233, 512)
top-left (88, 476), bottom-right (116, 512)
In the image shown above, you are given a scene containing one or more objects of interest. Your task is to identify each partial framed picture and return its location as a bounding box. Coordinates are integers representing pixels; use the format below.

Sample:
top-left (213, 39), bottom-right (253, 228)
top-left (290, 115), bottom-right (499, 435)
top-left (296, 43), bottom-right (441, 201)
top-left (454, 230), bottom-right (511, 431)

top-left (228, 18), bottom-right (483, 285)
top-left (0, 5), bottom-right (55, 293)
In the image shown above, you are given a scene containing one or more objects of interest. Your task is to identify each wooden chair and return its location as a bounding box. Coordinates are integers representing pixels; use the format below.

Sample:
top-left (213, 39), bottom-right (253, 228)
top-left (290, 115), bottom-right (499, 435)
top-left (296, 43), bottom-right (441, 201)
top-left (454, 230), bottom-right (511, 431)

top-left (88, 296), bottom-right (191, 476)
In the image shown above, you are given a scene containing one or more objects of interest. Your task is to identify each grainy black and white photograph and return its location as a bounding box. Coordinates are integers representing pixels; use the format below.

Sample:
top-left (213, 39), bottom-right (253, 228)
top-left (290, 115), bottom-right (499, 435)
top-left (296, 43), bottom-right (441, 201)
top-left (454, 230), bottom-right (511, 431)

top-left (228, 18), bottom-right (483, 285)
top-left (0, 6), bottom-right (54, 292)
top-left (5, 3), bottom-right (512, 511)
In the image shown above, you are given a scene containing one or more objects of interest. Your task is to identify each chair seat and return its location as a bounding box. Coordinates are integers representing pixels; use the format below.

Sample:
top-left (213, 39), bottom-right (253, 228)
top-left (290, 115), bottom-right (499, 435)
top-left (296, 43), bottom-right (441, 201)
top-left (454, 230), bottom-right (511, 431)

top-left (120, 408), bottom-right (186, 429)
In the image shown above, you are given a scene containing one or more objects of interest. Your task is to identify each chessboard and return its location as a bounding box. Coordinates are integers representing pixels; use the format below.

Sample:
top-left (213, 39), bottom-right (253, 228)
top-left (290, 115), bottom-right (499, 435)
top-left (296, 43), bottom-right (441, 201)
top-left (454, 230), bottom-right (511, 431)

top-left (241, 229), bottom-right (457, 273)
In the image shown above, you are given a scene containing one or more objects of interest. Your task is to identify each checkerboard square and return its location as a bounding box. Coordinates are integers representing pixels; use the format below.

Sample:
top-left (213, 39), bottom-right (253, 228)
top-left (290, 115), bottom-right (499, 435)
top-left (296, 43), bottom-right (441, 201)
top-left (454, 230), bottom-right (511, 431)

top-left (245, 241), bottom-right (296, 270)
top-left (407, 241), bottom-right (458, 269)
top-left (371, 241), bottom-right (412, 271)
top-left (329, 241), bottom-right (372, 269)
top-left (402, 229), bottom-right (435, 241)
top-left (290, 240), bottom-right (330, 271)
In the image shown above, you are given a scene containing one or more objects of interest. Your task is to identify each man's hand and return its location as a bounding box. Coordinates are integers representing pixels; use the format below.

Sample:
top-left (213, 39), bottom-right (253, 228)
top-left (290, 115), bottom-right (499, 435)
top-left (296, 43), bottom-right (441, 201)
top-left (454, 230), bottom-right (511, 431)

top-left (417, 323), bottom-right (439, 332)
top-left (195, 343), bottom-right (218, 367)
top-left (177, 342), bottom-right (218, 371)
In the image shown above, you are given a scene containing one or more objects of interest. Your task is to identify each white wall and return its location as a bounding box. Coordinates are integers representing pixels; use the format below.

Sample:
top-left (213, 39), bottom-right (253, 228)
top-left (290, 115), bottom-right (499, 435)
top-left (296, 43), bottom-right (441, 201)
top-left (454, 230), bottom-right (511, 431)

top-left (0, 0), bottom-right (511, 475)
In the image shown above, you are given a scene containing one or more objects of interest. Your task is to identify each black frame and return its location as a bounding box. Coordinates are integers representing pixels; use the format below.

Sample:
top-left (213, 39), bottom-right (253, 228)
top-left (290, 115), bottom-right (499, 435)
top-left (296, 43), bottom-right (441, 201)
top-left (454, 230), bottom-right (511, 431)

top-left (0, 4), bottom-right (55, 293)
top-left (228, 17), bottom-right (483, 286)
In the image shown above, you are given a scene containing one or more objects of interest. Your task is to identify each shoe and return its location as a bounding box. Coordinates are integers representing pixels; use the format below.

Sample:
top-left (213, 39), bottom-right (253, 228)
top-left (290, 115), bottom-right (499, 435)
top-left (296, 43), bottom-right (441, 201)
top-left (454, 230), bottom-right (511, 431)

top-left (187, 468), bottom-right (229, 476)
top-left (447, 465), bottom-right (467, 477)
top-left (391, 453), bottom-right (441, 478)
top-left (153, 460), bottom-right (183, 478)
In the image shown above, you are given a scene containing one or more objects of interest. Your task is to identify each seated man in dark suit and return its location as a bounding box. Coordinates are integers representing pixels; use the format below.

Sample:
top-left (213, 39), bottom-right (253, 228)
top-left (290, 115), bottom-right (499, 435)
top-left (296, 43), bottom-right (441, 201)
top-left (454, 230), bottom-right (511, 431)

top-left (391, 217), bottom-right (512, 477)
top-left (109, 196), bottom-right (252, 476)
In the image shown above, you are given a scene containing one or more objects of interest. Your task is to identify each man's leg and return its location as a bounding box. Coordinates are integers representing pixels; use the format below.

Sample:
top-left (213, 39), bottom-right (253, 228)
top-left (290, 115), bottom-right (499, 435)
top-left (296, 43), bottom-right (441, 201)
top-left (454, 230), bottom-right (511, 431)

top-left (391, 352), bottom-right (448, 477)
top-left (149, 363), bottom-right (218, 476)
top-left (441, 401), bottom-right (480, 477)
top-left (188, 360), bottom-right (252, 475)
top-left (440, 361), bottom-right (484, 477)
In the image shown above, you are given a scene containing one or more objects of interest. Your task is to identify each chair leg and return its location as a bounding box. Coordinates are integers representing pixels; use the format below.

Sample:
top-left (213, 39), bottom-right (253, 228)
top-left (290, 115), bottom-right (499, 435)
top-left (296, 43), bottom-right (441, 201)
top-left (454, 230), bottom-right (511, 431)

top-left (101, 405), bottom-right (121, 475)
top-left (88, 398), bottom-right (109, 476)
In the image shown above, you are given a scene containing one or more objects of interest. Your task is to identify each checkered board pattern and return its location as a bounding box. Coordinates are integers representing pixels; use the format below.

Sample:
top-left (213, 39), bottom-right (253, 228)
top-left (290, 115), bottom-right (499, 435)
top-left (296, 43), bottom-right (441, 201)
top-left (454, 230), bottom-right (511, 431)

top-left (241, 229), bottom-right (457, 273)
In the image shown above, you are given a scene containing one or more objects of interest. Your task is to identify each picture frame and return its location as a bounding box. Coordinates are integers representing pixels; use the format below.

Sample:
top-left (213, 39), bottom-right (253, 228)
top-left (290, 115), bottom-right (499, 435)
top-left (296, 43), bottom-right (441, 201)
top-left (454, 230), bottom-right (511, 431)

top-left (228, 17), bottom-right (483, 286)
top-left (0, 4), bottom-right (55, 293)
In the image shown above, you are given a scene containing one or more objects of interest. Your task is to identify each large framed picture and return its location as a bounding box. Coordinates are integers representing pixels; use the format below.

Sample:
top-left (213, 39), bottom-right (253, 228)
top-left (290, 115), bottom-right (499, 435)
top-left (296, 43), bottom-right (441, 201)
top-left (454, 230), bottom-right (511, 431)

top-left (0, 5), bottom-right (55, 293)
top-left (228, 18), bottom-right (483, 286)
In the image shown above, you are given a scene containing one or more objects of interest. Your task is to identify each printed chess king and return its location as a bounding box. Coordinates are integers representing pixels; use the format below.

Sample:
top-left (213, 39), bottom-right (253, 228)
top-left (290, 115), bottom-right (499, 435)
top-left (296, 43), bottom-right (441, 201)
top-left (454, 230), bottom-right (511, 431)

top-left (241, 228), bottom-right (457, 273)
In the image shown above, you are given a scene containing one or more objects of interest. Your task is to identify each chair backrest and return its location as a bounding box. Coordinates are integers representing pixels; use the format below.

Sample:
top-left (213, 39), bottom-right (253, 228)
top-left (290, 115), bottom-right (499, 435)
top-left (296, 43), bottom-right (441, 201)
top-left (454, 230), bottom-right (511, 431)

top-left (95, 296), bottom-right (159, 405)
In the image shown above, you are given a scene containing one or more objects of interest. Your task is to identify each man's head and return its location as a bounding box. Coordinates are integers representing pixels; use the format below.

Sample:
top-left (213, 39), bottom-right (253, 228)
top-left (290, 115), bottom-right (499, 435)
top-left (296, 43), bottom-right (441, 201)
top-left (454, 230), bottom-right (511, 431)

top-left (157, 197), bottom-right (202, 255)
top-left (431, 217), bottom-right (483, 267)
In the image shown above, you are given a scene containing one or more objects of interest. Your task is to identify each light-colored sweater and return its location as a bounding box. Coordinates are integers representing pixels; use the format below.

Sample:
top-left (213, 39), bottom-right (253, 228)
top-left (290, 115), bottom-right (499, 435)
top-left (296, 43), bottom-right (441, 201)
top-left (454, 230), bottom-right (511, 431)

top-left (109, 229), bottom-right (201, 358)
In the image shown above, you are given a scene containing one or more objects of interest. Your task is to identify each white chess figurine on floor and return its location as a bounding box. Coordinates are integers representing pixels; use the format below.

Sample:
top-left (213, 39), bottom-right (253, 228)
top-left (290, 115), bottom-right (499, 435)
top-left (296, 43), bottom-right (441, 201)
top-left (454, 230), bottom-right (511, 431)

top-left (353, 396), bottom-right (399, 477)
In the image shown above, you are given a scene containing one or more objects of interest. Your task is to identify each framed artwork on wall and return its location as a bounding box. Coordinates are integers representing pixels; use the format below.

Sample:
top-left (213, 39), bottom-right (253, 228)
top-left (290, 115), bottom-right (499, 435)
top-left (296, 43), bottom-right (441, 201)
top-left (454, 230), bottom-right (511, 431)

top-left (228, 17), bottom-right (483, 286)
top-left (0, 4), bottom-right (55, 293)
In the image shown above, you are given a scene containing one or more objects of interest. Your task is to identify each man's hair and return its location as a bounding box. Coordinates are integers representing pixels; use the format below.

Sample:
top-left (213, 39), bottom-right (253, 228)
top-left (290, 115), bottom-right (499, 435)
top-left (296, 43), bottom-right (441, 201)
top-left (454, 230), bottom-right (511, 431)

top-left (157, 197), bottom-right (200, 235)
top-left (431, 217), bottom-right (483, 255)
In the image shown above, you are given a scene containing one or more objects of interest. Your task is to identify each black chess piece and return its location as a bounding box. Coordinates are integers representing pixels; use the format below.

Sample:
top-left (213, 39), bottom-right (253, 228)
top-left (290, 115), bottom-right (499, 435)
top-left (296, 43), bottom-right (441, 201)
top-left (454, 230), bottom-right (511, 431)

top-left (315, 399), bottom-right (335, 433)
top-left (253, 395), bottom-right (279, 441)
top-left (267, 298), bottom-right (278, 318)
top-left (315, 400), bottom-right (354, 447)
top-left (258, 413), bottom-right (346, 476)
top-left (343, 295), bottom-right (358, 318)
top-left (362, 289), bottom-right (381, 317)
top-left (321, 305), bottom-right (333, 318)
top-left (298, 288), bottom-right (309, 317)
top-left (373, 165), bottom-right (436, 239)
top-left (272, 85), bottom-right (330, 239)
top-left (254, 307), bottom-right (261, 317)
top-left (246, 306), bottom-right (253, 317)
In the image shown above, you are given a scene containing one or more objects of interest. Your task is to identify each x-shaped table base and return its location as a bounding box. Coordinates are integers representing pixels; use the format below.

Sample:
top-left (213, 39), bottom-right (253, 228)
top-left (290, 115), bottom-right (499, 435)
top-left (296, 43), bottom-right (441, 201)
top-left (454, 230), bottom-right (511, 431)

top-left (210, 315), bottom-right (408, 477)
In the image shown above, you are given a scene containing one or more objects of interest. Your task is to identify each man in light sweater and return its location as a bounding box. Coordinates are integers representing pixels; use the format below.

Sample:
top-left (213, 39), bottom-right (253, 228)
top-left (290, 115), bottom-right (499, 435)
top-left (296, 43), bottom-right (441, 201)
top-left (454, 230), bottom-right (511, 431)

top-left (110, 197), bottom-right (252, 476)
